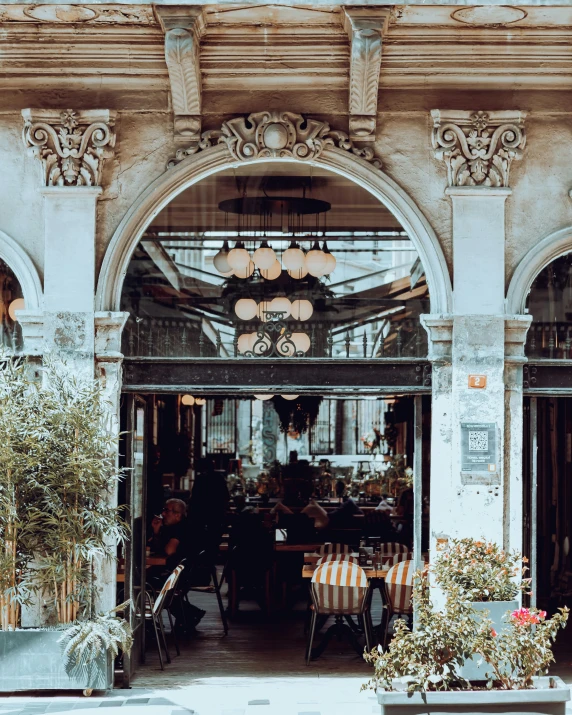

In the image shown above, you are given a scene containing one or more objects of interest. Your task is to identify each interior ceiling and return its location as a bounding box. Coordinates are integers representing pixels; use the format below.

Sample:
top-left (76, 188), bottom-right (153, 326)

top-left (147, 165), bottom-right (404, 234)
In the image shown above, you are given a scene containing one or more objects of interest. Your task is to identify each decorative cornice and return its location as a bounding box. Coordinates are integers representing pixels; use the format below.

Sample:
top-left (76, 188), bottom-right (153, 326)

top-left (431, 110), bottom-right (526, 188)
top-left (22, 109), bottom-right (116, 187)
top-left (156, 7), bottom-right (204, 144)
top-left (343, 8), bottom-right (390, 144)
top-left (420, 314), bottom-right (453, 362)
top-left (95, 311), bottom-right (129, 361)
top-left (167, 111), bottom-right (382, 169)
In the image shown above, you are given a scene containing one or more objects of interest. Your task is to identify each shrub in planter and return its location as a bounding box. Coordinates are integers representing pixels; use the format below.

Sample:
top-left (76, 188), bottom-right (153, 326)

top-left (0, 356), bottom-right (131, 690)
top-left (433, 538), bottom-right (531, 680)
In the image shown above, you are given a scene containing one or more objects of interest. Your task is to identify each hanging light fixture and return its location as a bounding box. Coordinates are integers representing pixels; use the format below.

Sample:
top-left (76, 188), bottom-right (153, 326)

top-left (269, 296), bottom-right (292, 318)
top-left (195, 398), bottom-right (206, 406)
top-left (237, 333), bottom-right (256, 354)
top-left (290, 299), bottom-right (313, 321)
top-left (234, 298), bottom-right (258, 320)
top-left (261, 260), bottom-right (282, 280)
top-left (287, 264), bottom-right (308, 279)
top-left (8, 298), bottom-right (25, 321)
top-left (292, 332), bottom-right (311, 354)
top-left (282, 241), bottom-right (305, 271)
top-left (227, 241), bottom-right (251, 270)
top-left (254, 394), bottom-right (273, 401)
top-left (233, 261), bottom-right (255, 279)
top-left (322, 242), bottom-right (337, 275)
top-left (281, 394), bottom-right (299, 401)
top-left (213, 240), bottom-right (232, 274)
top-left (181, 394), bottom-right (195, 406)
top-left (253, 240), bottom-right (276, 270)
top-left (305, 240), bottom-right (327, 277)
top-left (257, 299), bottom-right (272, 320)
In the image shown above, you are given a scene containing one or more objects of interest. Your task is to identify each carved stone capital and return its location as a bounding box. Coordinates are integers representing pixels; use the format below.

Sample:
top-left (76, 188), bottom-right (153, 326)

top-left (156, 7), bottom-right (205, 144)
top-left (420, 314), bottom-right (453, 362)
top-left (95, 311), bottom-right (129, 360)
top-left (343, 8), bottom-right (390, 144)
top-left (168, 111), bottom-right (382, 169)
top-left (431, 110), bottom-right (526, 188)
top-left (16, 310), bottom-right (44, 356)
top-left (22, 109), bottom-right (116, 187)
top-left (505, 314), bottom-right (532, 362)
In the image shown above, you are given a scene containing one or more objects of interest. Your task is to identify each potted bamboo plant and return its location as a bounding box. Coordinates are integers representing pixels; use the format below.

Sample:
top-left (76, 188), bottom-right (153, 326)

top-left (365, 564), bottom-right (570, 715)
top-left (0, 356), bottom-right (130, 693)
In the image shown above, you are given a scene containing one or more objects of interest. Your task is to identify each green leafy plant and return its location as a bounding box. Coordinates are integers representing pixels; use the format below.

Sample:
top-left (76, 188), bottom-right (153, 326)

top-left (432, 538), bottom-right (530, 602)
top-left (474, 606), bottom-right (569, 689)
top-left (58, 602), bottom-right (133, 681)
top-left (364, 569), bottom-right (487, 692)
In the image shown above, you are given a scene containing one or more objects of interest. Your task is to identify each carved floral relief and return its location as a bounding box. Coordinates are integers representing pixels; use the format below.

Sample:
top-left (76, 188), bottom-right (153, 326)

top-left (22, 109), bottom-right (116, 187)
top-left (167, 111), bottom-right (382, 170)
top-left (431, 109), bottom-right (526, 188)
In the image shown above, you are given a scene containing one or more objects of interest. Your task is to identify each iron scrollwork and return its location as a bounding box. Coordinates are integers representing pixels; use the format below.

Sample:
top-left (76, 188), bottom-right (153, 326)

top-left (242, 311), bottom-right (306, 358)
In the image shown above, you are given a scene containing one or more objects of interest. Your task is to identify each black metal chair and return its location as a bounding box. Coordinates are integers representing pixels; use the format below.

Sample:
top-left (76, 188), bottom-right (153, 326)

top-left (182, 550), bottom-right (229, 634)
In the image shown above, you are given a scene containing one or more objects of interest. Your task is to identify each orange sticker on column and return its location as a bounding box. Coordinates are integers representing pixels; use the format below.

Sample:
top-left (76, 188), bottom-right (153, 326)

top-left (468, 375), bottom-right (487, 389)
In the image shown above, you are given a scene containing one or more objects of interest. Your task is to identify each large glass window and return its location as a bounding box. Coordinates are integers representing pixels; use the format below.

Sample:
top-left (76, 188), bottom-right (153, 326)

top-left (121, 164), bottom-right (430, 360)
top-left (526, 252), bottom-right (572, 359)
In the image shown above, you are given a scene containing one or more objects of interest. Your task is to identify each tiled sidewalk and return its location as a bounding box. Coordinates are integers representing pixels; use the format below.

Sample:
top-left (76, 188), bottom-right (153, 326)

top-left (0, 678), bottom-right (377, 715)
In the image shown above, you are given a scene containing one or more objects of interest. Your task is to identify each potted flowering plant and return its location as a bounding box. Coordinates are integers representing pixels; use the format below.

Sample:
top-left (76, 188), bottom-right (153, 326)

top-left (432, 538), bottom-right (529, 680)
top-left (365, 569), bottom-right (570, 715)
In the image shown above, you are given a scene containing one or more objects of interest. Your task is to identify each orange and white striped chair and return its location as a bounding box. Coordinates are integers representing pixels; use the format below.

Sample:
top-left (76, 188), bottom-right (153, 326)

top-left (390, 551), bottom-right (413, 566)
top-left (315, 543), bottom-right (352, 556)
top-left (316, 553), bottom-right (358, 566)
top-left (379, 542), bottom-right (409, 566)
top-left (382, 559), bottom-right (414, 649)
top-left (306, 560), bottom-right (374, 664)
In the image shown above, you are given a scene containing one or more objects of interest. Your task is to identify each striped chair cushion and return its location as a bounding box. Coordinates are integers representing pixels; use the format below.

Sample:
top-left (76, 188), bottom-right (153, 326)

top-left (384, 560), bottom-right (414, 615)
top-left (316, 553), bottom-right (358, 566)
top-left (379, 542), bottom-right (410, 565)
top-left (153, 564), bottom-right (185, 615)
top-left (391, 551), bottom-right (413, 566)
top-left (311, 560), bottom-right (369, 615)
top-left (316, 543), bottom-right (352, 556)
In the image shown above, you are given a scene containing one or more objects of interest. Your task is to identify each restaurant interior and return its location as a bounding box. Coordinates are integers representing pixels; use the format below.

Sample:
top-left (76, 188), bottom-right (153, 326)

top-left (116, 160), bottom-right (432, 681)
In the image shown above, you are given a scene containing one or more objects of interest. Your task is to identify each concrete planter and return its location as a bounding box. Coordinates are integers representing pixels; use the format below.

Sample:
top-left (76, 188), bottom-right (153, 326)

top-left (460, 600), bottom-right (518, 681)
top-left (377, 676), bottom-right (570, 715)
top-left (0, 630), bottom-right (113, 692)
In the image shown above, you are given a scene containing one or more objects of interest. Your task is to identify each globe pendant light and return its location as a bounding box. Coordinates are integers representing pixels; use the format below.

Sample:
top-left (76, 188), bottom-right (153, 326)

top-left (234, 261), bottom-right (255, 279)
top-left (195, 398), bottom-right (206, 406)
top-left (261, 260), bottom-right (282, 280)
top-left (8, 298), bottom-right (25, 321)
top-left (270, 296), bottom-right (292, 318)
top-left (254, 394), bottom-right (273, 401)
top-left (237, 332), bottom-right (256, 354)
top-left (281, 394), bottom-right (299, 401)
top-left (292, 332), bottom-right (311, 354)
top-left (234, 298), bottom-right (258, 320)
top-left (213, 240), bottom-right (232, 274)
top-left (291, 299), bottom-right (313, 321)
top-left (181, 394), bottom-right (195, 406)
top-left (228, 241), bottom-right (251, 270)
top-left (287, 264), bottom-right (308, 279)
top-left (282, 241), bottom-right (305, 271)
top-left (322, 242), bottom-right (337, 275)
top-left (305, 240), bottom-right (327, 277)
top-left (253, 240), bottom-right (276, 270)
top-left (257, 299), bottom-right (272, 320)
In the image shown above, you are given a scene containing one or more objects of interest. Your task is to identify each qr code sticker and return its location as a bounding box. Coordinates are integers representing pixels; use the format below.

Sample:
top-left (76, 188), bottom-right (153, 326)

top-left (469, 430), bottom-right (488, 452)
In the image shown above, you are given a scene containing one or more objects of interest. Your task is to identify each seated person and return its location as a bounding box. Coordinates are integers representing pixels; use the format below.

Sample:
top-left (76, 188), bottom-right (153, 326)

top-left (376, 493), bottom-right (393, 515)
top-left (327, 497), bottom-right (363, 529)
top-left (301, 499), bottom-right (329, 530)
top-left (147, 497), bottom-right (187, 567)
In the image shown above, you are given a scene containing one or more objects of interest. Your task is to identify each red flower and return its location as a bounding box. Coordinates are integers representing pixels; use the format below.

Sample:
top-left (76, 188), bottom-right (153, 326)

top-left (491, 628), bottom-right (498, 637)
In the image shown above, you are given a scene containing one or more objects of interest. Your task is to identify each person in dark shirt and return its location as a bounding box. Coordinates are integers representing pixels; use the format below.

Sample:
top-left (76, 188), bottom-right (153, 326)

top-left (148, 498), bottom-right (187, 564)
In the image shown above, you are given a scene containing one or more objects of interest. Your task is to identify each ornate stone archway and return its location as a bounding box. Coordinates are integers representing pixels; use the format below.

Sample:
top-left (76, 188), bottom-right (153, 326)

top-left (506, 226), bottom-right (572, 314)
top-left (95, 111), bottom-right (452, 314)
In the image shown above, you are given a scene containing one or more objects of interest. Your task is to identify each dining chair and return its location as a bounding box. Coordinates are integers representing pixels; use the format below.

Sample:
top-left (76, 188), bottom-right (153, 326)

top-left (381, 559), bottom-right (414, 649)
top-left (306, 559), bottom-right (374, 665)
top-left (390, 551), bottom-right (413, 566)
top-left (143, 563), bottom-right (185, 670)
top-left (316, 553), bottom-right (358, 565)
top-left (315, 542), bottom-right (352, 556)
top-left (182, 550), bottom-right (229, 634)
top-left (379, 542), bottom-right (409, 565)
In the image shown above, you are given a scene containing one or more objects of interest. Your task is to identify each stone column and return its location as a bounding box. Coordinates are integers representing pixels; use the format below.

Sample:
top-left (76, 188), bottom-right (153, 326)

top-left (429, 110), bottom-right (527, 553)
top-left (22, 109), bottom-right (116, 373)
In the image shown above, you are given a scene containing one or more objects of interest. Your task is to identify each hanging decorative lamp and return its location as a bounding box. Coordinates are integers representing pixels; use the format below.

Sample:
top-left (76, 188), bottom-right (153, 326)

top-left (234, 298), bottom-right (258, 320)
top-left (287, 264), bottom-right (308, 279)
top-left (181, 394), bottom-right (195, 406)
top-left (291, 332), bottom-right (311, 354)
top-left (281, 394), bottom-right (299, 401)
top-left (254, 394), bottom-right (273, 401)
top-left (291, 299), bottom-right (313, 321)
top-left (269, 296), bottom-right (292, 318)
top-left (253, 240), bottom-right (276, 270)
top-left (227, 241), bottom-right (251, 270)
top-left (322, 242), bottom-right (337, 274)
top-left (282, 241), bottom-right (305, 271)
top-left (305, 240), bottom-right (327, 277)
top-left (260, 260), bottom-right (282, 280)
top-left (233, 261), bottom-right (255, 279)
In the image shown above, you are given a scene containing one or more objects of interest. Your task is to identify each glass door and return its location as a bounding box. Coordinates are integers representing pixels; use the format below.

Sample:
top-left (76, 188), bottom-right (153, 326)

top-left (120, 395), bottom-right (148, 687)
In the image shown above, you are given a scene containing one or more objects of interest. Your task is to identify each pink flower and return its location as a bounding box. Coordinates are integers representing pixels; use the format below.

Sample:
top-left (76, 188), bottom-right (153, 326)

top-left (491, 628), bottom-right (498, 637)
top-left (511, 608), bottom-right (544, 626)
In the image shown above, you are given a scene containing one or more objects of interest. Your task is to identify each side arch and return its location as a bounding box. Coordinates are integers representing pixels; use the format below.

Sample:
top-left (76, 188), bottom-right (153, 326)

top-left (0, 229), bottom-right (43, 310)
top-left (96, 144), bottom-right (452, 314)
top-left (507, 226), bottom-right (572, 314)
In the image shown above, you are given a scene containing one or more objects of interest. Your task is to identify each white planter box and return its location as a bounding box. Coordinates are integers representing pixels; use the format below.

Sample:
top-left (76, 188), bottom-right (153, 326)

top-left (377, 676), bottom-right (570, 715)
top-left (460, 600), bottom-right (518, 681)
